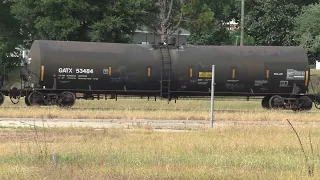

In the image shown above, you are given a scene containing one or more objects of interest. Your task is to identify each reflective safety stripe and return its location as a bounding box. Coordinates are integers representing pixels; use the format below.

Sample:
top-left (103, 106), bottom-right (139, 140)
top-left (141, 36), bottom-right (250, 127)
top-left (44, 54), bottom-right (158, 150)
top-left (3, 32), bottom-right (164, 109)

top-left (266, 70), bottom-right (269, 79)
top-left (148, 68), bottom-right (151, 77)
top-left (232, 69), bottom-right (236, 79)
top-left (41, 65), bottom-right (44, 81)
top-left (305, 70), bottom-right (309, 86)
top-left (190, 68), bottom-right (193, 78)
top-left (108, 67), bottom-right (112, 75)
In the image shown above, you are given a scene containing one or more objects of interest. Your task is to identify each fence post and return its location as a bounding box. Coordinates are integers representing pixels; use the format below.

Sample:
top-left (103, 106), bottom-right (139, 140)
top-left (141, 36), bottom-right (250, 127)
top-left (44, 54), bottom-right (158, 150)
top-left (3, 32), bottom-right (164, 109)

top-left (210, 65), bottom-right (215, 128)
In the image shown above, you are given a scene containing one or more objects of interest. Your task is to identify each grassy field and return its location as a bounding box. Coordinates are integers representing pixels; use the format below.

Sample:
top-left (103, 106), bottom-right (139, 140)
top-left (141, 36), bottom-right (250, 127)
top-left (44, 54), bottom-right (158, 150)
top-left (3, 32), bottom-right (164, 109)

top-left (0, 125), bottom-right (319, 179)
top-left (1, 97), bottom-right (320, 122)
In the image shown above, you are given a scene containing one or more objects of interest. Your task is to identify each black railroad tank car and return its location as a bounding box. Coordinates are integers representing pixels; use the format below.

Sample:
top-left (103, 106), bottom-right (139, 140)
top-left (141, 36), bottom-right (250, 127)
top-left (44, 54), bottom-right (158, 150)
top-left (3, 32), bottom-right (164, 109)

top-left (19, 40), bottom-right (319, 110)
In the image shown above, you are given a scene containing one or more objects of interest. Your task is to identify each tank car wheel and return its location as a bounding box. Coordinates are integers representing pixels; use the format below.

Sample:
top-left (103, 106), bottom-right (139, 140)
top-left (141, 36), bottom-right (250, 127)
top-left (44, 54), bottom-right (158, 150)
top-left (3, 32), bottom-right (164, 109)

top-left (269, 95), bottom-right (285, 110)
top-left (57, 91), bottom-right (75, 108)
top-left (0, 92), bottom-right (5, 106)
top-left (25, 96), bottom-right (31, 106)
top-left (293, 96), bottom-right (313, 111)
top-left (27, 91), bottom-right (44, 106)
top-left (261, 96), bottom-right (271, 109)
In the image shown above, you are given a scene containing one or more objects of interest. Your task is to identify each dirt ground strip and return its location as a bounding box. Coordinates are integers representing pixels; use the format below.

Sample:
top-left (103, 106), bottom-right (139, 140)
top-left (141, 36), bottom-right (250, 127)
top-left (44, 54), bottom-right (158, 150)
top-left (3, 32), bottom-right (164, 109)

top-left (1, 118), bottom-right (320, 130)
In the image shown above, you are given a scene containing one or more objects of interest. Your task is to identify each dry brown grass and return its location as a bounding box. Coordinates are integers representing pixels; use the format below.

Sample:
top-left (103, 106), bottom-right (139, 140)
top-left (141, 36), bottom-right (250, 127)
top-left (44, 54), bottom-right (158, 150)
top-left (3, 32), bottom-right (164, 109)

top-left (0, 125), bottom-right (319, 179)
top-left (0, 98), bottom-right (320, 122)
top-left (0, 107), bottom-right (319, 122)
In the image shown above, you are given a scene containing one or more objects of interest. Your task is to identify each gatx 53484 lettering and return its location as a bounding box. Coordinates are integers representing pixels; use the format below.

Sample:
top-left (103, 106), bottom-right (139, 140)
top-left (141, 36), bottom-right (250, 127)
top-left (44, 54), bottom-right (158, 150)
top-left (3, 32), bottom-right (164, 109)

top-left (58, 68), bottom-right (93, 74)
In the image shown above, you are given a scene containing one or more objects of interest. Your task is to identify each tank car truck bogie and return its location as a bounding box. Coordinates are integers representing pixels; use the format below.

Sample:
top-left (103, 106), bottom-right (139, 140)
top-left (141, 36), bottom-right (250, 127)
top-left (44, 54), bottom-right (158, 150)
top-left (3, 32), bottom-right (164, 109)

top-left (24, 90), bottom-right (76, 108)
top-left (57, 91), bottom-right (76, 108)
top-left (27, 91), bottom-right (46, 106)
top-left (261, 94), bottom-right (316, 111)
top-left (295, 96), bottom-right (313, 111)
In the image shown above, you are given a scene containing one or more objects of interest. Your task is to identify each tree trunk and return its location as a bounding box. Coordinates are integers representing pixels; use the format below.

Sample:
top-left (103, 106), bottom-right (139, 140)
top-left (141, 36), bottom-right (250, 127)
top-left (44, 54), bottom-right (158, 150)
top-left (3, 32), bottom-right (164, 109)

top-left (161, 26), bottom-right (168, 43)
top-left (157, 0), bottom-right (183, 44)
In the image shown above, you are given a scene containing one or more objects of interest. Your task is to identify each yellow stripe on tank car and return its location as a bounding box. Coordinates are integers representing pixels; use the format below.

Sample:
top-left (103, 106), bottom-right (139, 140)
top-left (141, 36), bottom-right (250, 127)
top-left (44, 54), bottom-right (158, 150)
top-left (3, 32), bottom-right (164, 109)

top-left (305, 70), bottom-right (309, 86)
top-left (108, 67), bottom-right (112, 75)
top-left (199, 72), bottom-right (212, 78)
top-left (232, 69), bottom-right (236, 79)
top-left (266, 70), bottom-right (269, 79)
top-left (41, 65), bottom-right (44, 81)
top-left (148, 68), bottom-right (151, 77)
top-left (189, 68), bottom-right (193, 78)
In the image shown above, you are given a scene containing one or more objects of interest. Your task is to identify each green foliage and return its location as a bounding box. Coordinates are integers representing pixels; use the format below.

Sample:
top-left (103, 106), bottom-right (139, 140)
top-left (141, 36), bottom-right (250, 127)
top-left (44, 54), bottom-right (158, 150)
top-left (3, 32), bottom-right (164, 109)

top-left (0, 0), bottom-right (24, 72)
top-left (293, 3), bottom-right (320, 63)
top-left (291, 0), bottom-right (320, 6)
top-left (10, 0), bottom-right (155, 44)
top-left (205, 0), bottom-right (236, 22)
top-left (187, 23), bottom-right (230, 45)
top-left (295, 5), bottom-right (320, 38)
top-left (182, 0), bottom-right (237, 45)
top-left (229, 29), bottom-right (255, 46)
top-left (88, 0), bottom-right (156, 43)
top-left (244, 0), bottom-right (300, 46)
top-left (181, 1), bottom-right (215, 31)
top-left (240, 0), bottom-right (320, 46)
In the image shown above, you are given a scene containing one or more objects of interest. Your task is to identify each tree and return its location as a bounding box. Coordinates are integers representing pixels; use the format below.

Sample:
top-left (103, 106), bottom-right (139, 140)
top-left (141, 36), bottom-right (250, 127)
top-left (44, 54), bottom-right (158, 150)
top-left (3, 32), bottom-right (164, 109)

top-left (181, 1), bottom-right (214, 31)
top-left (187, 22), bottom-right (231, 45)
top-left (228, 29), bottom-right (255, 46)
top-left (237, 0), bottom-right (320, 46)
top-left (9, 0), bottom-right (156, 45)
top-left (0, 0), bottom-right (24, 74)
top-left (293, 3), bottom-right (320, 64)
top-left (243, 0), bottom-right (300, 46)
top-left (292, 0), bottom-right (319, 6)
top-left (143, 0), bottom-right (184, 43)
top-left (184, 0), bottom-right (238, 45)
top-left (141, 0), bottom-right (221, 44)
top-left (88, 0), bottom-right (157, 43)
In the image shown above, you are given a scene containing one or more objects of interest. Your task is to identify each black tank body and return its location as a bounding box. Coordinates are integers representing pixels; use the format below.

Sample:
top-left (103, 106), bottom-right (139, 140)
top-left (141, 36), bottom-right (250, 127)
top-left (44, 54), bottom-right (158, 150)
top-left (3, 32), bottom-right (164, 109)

top-left (27, 40), bottom-right (310, 95)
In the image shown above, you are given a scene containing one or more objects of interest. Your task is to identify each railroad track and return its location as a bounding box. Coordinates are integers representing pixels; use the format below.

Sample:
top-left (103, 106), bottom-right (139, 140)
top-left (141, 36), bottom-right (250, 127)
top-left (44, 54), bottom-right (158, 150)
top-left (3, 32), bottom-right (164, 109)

top-left (0, 106), bottom-right (245, 112)
top-left (0, 106), bottom-right (319, 114)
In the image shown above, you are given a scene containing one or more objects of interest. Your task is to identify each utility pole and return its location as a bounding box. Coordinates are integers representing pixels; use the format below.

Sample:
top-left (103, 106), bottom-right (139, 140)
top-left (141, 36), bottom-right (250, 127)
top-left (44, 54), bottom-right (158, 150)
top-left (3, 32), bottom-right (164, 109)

top-left (240, 0), bottom-right (245, 46)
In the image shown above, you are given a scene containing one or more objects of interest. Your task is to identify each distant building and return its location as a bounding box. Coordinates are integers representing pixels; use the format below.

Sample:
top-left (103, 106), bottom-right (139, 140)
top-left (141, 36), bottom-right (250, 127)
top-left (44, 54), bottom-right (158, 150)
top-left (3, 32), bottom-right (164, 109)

top-left (132, 26), bottom-right (190, 45)
top-left (224, 19), bottom-right (239, 31)
top-left (316, 61), bottom-right (320, 70)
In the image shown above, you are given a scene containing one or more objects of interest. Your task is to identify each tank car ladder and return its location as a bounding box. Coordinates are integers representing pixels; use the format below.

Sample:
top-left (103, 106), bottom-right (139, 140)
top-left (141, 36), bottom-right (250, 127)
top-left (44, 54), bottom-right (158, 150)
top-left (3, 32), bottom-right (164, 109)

top-left (160, 45), bottom-right (172, 102)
